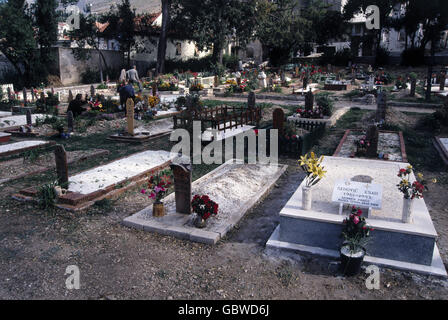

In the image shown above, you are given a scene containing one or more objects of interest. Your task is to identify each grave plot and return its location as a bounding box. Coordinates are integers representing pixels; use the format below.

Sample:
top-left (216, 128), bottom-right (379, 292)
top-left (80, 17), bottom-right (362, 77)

top-left (0, 132), bottom-right (11, 143)
top-left (434, 137), bottom-right (448, 165)
top-left (174, 100), bottom-right (261, 142)
top-left (0, 140), bottom-right (54, 158)
top-left (109, 99), bottom-right (174, 142)
top-left (13, 149), bottom-right (177, 211)
top-left (0, 149), bottom-right (109, 185)
top-left (286, 91), bottom-right (349, 127)
top-left (0, 111), bottom-right (12, 118)
top-left (0, 114), bottom-right (45, 131)
top-left (123, 160), bottom-right (287, 244)
top-left (267, 156), bottom-right (447, 277)
top-left (333, 129), bottom-right (407, 162)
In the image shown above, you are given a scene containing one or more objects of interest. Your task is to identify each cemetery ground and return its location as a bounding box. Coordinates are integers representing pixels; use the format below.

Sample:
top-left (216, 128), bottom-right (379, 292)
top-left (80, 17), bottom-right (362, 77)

top-left (1, 101), bottom-right (448, 299)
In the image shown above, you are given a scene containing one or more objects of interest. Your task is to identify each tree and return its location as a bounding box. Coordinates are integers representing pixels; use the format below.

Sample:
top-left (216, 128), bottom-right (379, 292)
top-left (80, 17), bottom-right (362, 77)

top-left (0, 0), bottom-right (42, 86)
top-left (156, 0), bottom-right (171, 76)
top-left (171, 0), bottom-right (257, 65)
top-left (255, 0), bottom-right (307, 66)
top-left (392, 1), bottom-right (448, 100)
top-left (68, 13), bottom-right (111, 80)
top-left (343, 0), bottom-right (399, 52)
top-left (115, 0), bottom-right (136, 68)
top-left (34, 0), bottom-right (59, 66)
top-left (301, 0), bottom-right (347, 55)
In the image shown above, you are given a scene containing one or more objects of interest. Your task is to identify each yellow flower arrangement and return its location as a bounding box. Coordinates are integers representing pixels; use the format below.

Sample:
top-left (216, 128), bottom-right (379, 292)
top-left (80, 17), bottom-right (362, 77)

top-left (147, 96), bottom-right (160, 108)
top-left (225, 79), bottom-right (237, 86)
top-left (299, 152), bottom-right (327, 187)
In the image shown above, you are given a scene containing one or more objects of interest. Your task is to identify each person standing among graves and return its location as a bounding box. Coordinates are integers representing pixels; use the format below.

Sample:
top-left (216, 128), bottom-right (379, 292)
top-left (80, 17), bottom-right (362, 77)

top-left (119, 80), bottom-right (135, 116)
top-left (119, 69), bottom-right (127, 83)
top-left (127, 65), bottom-right (143, 93)
top-left (67, 94), bottom-right (90, 118)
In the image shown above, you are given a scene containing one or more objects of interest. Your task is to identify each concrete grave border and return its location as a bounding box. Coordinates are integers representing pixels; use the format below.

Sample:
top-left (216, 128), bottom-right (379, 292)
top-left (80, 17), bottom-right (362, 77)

top-left (12, 151), bottom-right (173, 212)
top-left (123, 160), bottom-right (288, 245)
top-left (434, 136), bottom-right (448, 166)
top-left (0, 149), bottom-right (110, 185)
top-left (0, 140), bottom-right (55, 158)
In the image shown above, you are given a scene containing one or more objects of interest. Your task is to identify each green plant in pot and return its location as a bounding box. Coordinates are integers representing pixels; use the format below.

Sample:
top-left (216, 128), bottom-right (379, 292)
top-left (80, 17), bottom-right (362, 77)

top-left (340, 206), bottom-right (373, 276)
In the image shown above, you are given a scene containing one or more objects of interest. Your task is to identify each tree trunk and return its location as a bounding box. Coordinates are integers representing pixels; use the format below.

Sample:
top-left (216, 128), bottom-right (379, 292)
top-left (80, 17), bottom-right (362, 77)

top-left (156, 0), bottom-right (171, 76)
top-left (212, 40), bottom-right (224, 65)
top-left (426, 38), bottom-right (435, 102)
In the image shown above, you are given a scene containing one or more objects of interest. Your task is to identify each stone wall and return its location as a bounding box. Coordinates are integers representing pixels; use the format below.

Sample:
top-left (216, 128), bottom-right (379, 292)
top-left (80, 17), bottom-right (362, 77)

top-left (55, 47), bottom-right (124, 86)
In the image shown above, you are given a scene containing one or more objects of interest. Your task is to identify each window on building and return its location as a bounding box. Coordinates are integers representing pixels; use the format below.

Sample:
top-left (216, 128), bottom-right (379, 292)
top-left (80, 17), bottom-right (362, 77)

top-left (176, 43), bottom-right (182, 56)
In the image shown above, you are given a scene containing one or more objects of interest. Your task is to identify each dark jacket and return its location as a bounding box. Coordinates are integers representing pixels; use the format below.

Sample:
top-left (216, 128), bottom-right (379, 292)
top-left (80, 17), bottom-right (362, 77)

top-left (67, 100), bottom-right (86, 117)
top-left (119, 84), bottom-right (135, 105)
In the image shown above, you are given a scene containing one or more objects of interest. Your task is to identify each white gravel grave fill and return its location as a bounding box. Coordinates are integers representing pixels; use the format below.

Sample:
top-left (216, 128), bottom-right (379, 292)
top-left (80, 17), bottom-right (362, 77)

top-left (68, 150), bottom-right (175, 195)
top-left (0, 140), bottom-right (47, 154)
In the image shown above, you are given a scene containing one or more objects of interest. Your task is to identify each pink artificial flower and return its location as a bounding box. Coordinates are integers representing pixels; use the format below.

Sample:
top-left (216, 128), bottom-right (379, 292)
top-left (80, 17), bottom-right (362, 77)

top-left (353, 216), bottom-right (360, 225)
top-left (141, 189), bottom-right (146, 194)
top-left (149, 192), bottom-right (156, 199)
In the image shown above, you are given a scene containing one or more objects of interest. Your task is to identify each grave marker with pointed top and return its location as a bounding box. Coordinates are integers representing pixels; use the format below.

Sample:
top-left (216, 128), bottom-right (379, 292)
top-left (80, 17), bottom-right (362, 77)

top-left (126, 98), bottom-right (135, 136)
top-left (55, 144), bottom-right (69, 186)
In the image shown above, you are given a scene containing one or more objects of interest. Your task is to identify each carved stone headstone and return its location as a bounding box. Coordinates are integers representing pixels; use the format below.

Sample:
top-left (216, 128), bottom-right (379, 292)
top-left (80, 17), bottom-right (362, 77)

top-left (366, 125), bottom-right (379, 158)
top-left (152, 83), bottom-right (157, 97)
top-left (67, 111), bottom-right (74, 133)
top-left (214, 75), bottom-right (219, 87)
top-left (22, 88), bottom-right (27, 106)
top-left (126, 98), bottom-right (135, 136)
top-left (410, 78), bottom-right (416, 97)
top-left (55, 144), bottom-right (69, 187)
top-left (305, 89), bottom-right (314, 111)
top-left (31, 87), bottom-right (35, 102)
top-left (273, 108), bottom-right (285, 135)
top-left (440, 70), bottom-right (446, 91)
top-left (376, 92), bottom-right (387, 122)
top-left (7, 87), bottom-right (12, 101)
top-left (303, 76), bottom-right (309, 91)
top-left (170, 163), bottom-right (192, 215)
top-left (248, 92), bottom-right (256, 110)
top-left (24, 110), bottom-right (32, 127)
top-left (68, 90), bottom-right (74, 103)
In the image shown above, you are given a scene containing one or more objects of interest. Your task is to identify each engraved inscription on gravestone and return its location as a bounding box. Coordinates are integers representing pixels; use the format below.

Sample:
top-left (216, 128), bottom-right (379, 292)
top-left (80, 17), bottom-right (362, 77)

top-left (332, 179), bottom-right (382, 210)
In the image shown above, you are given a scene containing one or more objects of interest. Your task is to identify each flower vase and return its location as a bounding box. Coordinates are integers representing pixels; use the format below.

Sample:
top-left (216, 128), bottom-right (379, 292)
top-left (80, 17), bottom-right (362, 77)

top-left (402, 198), bottom-right (414, 223)
top-left (153, 201), bottom-right (165, 217)
top-left (302, 187), bottom-right (312, 210)
top-left (340, 245), bottom-right (366, 277)
top-left (194, 216), bottom-right (207, 229)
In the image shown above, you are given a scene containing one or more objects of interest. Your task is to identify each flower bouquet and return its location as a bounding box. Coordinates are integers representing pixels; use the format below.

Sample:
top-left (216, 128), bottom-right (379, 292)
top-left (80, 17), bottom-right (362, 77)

top-left (298, 152), bottom-right (327, 210)
top-left (340, 207), bottom-right (373, 276)
top-left (191, 195), bottom-right (219, 228)
top-left (141, 169), bottom-right (173, 217)
top-left (397, 165), bottom-right (435, 223)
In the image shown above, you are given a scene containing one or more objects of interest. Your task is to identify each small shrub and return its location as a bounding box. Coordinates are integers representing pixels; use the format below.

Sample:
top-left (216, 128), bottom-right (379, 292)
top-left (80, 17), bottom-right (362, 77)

top-left (316, 93), bottom-right (334, 116)
top-left (81, 68), bottom-right (101, 84)
top-left (37, 181), bottom-right (58, 209)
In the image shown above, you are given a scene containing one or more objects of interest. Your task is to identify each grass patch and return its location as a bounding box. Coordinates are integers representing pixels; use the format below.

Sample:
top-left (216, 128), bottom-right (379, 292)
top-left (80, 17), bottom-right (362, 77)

top-left (334, 108), bottom-right (370, 130)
